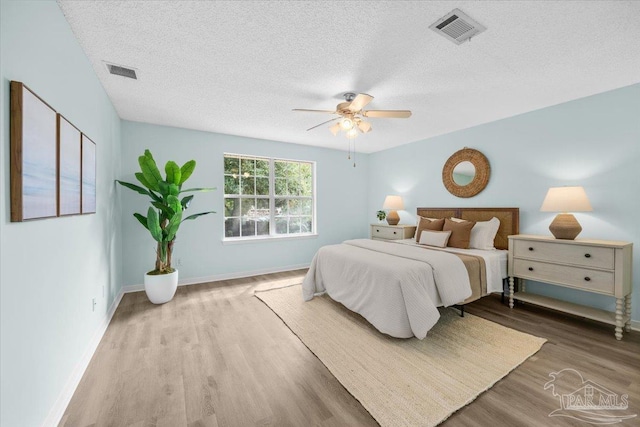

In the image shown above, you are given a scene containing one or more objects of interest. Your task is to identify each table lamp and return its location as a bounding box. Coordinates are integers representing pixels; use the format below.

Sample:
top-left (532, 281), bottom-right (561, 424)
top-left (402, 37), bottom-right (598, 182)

top-left (540, 186), bottom-right (592, 240)
top-left (383, 195), bottom-right (404, 226)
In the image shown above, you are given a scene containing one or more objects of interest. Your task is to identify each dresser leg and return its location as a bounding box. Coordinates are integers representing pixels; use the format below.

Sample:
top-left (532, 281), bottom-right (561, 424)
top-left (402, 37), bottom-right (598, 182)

top-left (615, 298), bottom-right (624, 340)
top-left (624, 294), bottom-right (631, 333)
top-left (509, 277), bottom-right (515, 309)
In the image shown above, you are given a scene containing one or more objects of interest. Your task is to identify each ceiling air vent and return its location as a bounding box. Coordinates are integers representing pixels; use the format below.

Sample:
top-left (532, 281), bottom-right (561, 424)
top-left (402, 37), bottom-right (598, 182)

top-left (105, 62), bottom-right (138, 79)
top-left (429, 8), bottom-right (486, 45)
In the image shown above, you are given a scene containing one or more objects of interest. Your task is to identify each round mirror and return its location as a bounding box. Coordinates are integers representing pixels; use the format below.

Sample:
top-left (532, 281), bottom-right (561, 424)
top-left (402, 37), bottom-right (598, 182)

top-left (452, 161), bottom-right (476, 186)
top-left (442, 148), bottom-right (490, 198)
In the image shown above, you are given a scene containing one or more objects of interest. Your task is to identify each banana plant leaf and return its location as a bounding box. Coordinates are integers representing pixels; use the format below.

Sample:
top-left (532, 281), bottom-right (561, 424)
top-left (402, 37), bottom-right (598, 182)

top-left (182, 211), bottom-right (215, 222)
top-left (138, 155), bottom-right (162, 191)
top-left (179, 187), bottom-right (217, 193)
top-left (117, 180), bottom-right (162, 203)
top-left (165, 161), bottom-right (181, 185)
top-left (165, 212), bottom-right (183, 241)
top-left (181, 195), bottom-right (194, 209)
top-left (151, 202), bottom-right (174, 217)
top-left (147, 207), bottom-right (162, 242)
top-left (133, 213), bottom-right (149, 230)
top-left (179, 160), bottom-right (196, 185)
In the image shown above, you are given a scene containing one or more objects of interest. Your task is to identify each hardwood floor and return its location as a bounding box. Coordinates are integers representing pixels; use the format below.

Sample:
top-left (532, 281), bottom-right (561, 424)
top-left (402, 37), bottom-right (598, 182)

top-left (60, 270), bottom-right (640, 427)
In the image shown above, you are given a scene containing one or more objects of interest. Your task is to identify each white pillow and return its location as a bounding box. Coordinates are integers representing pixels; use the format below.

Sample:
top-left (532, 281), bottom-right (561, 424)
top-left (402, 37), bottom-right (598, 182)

top-left (450, 217), bottom-right (500, 250)
top-left (418, 230), bottom-right (452, 248)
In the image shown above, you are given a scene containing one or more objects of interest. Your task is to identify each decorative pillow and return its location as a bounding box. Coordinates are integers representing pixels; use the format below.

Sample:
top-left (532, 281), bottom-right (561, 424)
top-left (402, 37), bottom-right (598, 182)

top-left (451, 217), bottom-right (500, 250)
top-left (418, 230), bottom-right (452, 248)
top-left (475, 217), bottom-right (500, 250)
top-left (415, 217), bottom-right (445, 242)
top-left (443, 218), bottom-right (475, 249)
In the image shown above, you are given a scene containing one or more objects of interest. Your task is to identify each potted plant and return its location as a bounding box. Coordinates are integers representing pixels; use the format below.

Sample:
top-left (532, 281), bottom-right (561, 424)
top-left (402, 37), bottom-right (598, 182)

top-left (117, 150), bottom-right (215, 304)
top-left (376, 210), bottom-right (386, 223)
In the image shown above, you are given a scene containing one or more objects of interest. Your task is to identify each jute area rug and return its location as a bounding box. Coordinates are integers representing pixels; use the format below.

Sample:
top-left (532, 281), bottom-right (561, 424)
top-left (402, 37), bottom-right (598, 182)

top-left (255, 285), bottom-right (546, 427)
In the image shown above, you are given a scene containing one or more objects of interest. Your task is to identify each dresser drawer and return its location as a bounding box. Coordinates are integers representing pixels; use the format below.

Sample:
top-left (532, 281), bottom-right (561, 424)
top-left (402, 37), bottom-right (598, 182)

top-left (513, 259), bottom-right (614, 294)
top-left (513, 239), bottom-right (614, 269)
top-left (371, 226), bottom-right (403, 240)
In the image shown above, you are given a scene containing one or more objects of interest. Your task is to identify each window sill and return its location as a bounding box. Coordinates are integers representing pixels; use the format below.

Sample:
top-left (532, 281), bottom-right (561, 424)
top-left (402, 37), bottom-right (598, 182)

top-left (222, 233), bottom-right (319, 245)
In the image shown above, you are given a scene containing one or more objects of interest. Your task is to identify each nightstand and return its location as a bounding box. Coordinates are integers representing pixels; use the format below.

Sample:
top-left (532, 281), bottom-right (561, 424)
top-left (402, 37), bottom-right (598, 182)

top-left (508, 234), bottom-right (632, 340)
top-left (370, 224), bottom-right (416, 241)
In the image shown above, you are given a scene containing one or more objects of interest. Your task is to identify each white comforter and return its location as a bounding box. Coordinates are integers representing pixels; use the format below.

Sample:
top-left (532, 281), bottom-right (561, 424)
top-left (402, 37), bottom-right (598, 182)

top-left (302, 239), bottom-right (472, 339)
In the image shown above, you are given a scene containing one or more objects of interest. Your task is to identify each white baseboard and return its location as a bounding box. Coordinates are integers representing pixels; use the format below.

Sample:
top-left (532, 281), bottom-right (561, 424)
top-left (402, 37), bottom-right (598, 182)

top-left (631, 319), bottom-right (640, 332)
top-left (122, 263), bottom-right (310, 293)
top-left (41, 289), bottom-right (124, 427)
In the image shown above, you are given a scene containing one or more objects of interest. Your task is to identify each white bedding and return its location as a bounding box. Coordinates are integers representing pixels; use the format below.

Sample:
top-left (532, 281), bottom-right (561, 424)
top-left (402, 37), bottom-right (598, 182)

top-left (395, 239), bottom-right (508, 294)
top-left (302, 239), bottom-right (473, 339)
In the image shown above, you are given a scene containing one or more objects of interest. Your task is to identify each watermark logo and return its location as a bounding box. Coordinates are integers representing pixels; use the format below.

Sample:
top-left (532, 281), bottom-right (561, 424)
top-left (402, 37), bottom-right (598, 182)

top-left (544, 368), bottom-right (637, 424)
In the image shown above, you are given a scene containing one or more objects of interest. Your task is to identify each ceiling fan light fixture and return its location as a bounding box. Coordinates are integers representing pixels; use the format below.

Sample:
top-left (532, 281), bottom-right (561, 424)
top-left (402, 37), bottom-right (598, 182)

top-left (357, 120), bottom-right (371, 133)
top-left (340, 118), bottom-right (354, 130)
top-left (329, 123), bottom-right (341, 136)
top-left (346, 128), bottom-right (358, 138)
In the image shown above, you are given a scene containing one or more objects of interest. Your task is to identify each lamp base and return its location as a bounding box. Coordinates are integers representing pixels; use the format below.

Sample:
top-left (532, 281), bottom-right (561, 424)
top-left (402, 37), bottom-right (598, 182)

top-left (549, 213), bottom-right (582, 240)
top-left (386, 210), bottom-right (400, 226)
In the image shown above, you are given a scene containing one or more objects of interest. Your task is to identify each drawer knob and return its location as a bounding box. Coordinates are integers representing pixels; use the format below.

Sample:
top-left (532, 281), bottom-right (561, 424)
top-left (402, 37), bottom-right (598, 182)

top-left (376, 229), bottom-right (380, 232)
top-left (584, 277), bottom-right (591, 282)
top-left (393, 231), bottom-right (397, 234)
top-left (585, 253), bottom-right (591, 258)
top-left (528, 247), bottom-right (534, 251)
top-left (528, 267), bottom-right (534, 271)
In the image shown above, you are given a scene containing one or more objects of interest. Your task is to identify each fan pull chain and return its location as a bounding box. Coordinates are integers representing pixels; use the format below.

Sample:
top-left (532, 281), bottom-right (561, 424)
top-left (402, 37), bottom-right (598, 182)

top-left (353, 138), bottom-right (356, 167)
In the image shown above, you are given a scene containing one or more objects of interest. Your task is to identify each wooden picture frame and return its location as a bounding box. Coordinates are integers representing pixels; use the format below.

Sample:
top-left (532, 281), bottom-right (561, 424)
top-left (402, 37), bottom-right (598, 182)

top-left (10, 81), bottom-right (58, 221)
top-left (58, 114), bottom-right (82, 216)
top-left (81, 134), bottom-right (96, 214)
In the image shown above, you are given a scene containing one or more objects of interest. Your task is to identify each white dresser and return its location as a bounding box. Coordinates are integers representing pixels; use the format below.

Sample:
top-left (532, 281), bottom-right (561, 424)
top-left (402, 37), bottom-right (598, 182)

top-left (508, 234), bottom-right (632, 340)
top-left (370, 224), bottom-right (416, 241)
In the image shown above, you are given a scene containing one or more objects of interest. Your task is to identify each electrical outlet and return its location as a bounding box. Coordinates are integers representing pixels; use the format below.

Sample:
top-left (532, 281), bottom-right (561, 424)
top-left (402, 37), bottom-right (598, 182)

top-left (92, 298), bottom-right (97, 312)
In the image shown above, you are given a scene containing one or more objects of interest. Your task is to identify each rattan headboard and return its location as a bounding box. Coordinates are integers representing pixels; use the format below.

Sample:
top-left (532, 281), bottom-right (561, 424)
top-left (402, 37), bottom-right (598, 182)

top-left (415, 207), bottom-right (519, 250)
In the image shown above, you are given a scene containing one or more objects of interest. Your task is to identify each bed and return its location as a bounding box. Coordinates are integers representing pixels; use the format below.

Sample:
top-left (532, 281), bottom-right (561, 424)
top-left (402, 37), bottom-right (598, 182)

top-left (302, 207), bottom-right (519, 339)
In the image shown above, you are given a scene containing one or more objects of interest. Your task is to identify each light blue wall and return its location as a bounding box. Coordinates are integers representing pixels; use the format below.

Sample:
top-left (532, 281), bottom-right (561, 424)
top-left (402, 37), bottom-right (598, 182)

top-left (0, 1), bottom-right (122, 426)
top-left (368, 83), bottom-right (640, 321)
top-left (120, 120), bottom-right (370, 286)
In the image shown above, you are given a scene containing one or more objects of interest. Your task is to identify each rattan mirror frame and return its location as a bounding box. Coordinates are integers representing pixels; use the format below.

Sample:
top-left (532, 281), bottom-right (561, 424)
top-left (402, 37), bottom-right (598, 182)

top-left (442, 148), bottom-right (490, 198)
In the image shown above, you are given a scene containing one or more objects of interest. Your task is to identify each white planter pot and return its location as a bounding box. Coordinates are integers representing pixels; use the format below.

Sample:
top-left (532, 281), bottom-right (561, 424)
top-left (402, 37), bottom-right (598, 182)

top-left (144, 269), bottom-right (179, 304)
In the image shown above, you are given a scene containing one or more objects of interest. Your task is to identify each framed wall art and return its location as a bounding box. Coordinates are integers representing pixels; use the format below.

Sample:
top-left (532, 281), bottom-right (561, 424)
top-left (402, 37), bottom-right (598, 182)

top-left (81, 134), bottom-right (96, 214)
top-left (58, 114), bottom-right (82, 216)
top-left (10, 81), bottom-right (58, 221)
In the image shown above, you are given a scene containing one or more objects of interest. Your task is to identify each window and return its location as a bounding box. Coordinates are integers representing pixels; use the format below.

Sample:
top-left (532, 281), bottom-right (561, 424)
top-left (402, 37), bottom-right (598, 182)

top-left (224, 154), bottom-right (315, 240)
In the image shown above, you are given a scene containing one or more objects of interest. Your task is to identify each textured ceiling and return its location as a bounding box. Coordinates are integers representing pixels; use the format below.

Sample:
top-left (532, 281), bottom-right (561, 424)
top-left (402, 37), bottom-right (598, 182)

top-left (57, 1), bottom-right (640, 153)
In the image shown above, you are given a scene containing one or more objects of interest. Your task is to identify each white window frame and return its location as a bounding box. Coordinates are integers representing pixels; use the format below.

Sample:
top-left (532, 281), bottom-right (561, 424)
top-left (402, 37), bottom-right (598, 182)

top-left (223, 153), bottom-right (317, 243)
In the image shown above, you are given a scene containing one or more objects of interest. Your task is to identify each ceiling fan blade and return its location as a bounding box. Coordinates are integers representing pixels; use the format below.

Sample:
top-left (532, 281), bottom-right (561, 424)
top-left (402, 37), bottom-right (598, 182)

top-left (307, 117), bottom-right (340, 131)
top-left (329, 123), bottom-right (341, 136)
top-left (347, 93), bottom-right (374, 112)
top-left (357, 120), bottom-right (372, 133)
top-left (293, 109), bottom-right (336, 114)
top-left (362, 110), bottom-right (412, 118)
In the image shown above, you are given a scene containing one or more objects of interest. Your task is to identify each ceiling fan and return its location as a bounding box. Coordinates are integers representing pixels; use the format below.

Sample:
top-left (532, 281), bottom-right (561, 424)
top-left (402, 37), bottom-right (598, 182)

top-left (293, 93), bottom-right (412, 138)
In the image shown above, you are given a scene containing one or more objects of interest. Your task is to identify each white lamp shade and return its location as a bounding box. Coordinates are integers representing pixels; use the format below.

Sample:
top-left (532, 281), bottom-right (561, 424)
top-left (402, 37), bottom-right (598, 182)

top-left (383, 195), bottom-right (404, 210)
top-left (540, 186), bottom-right (593, 212)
